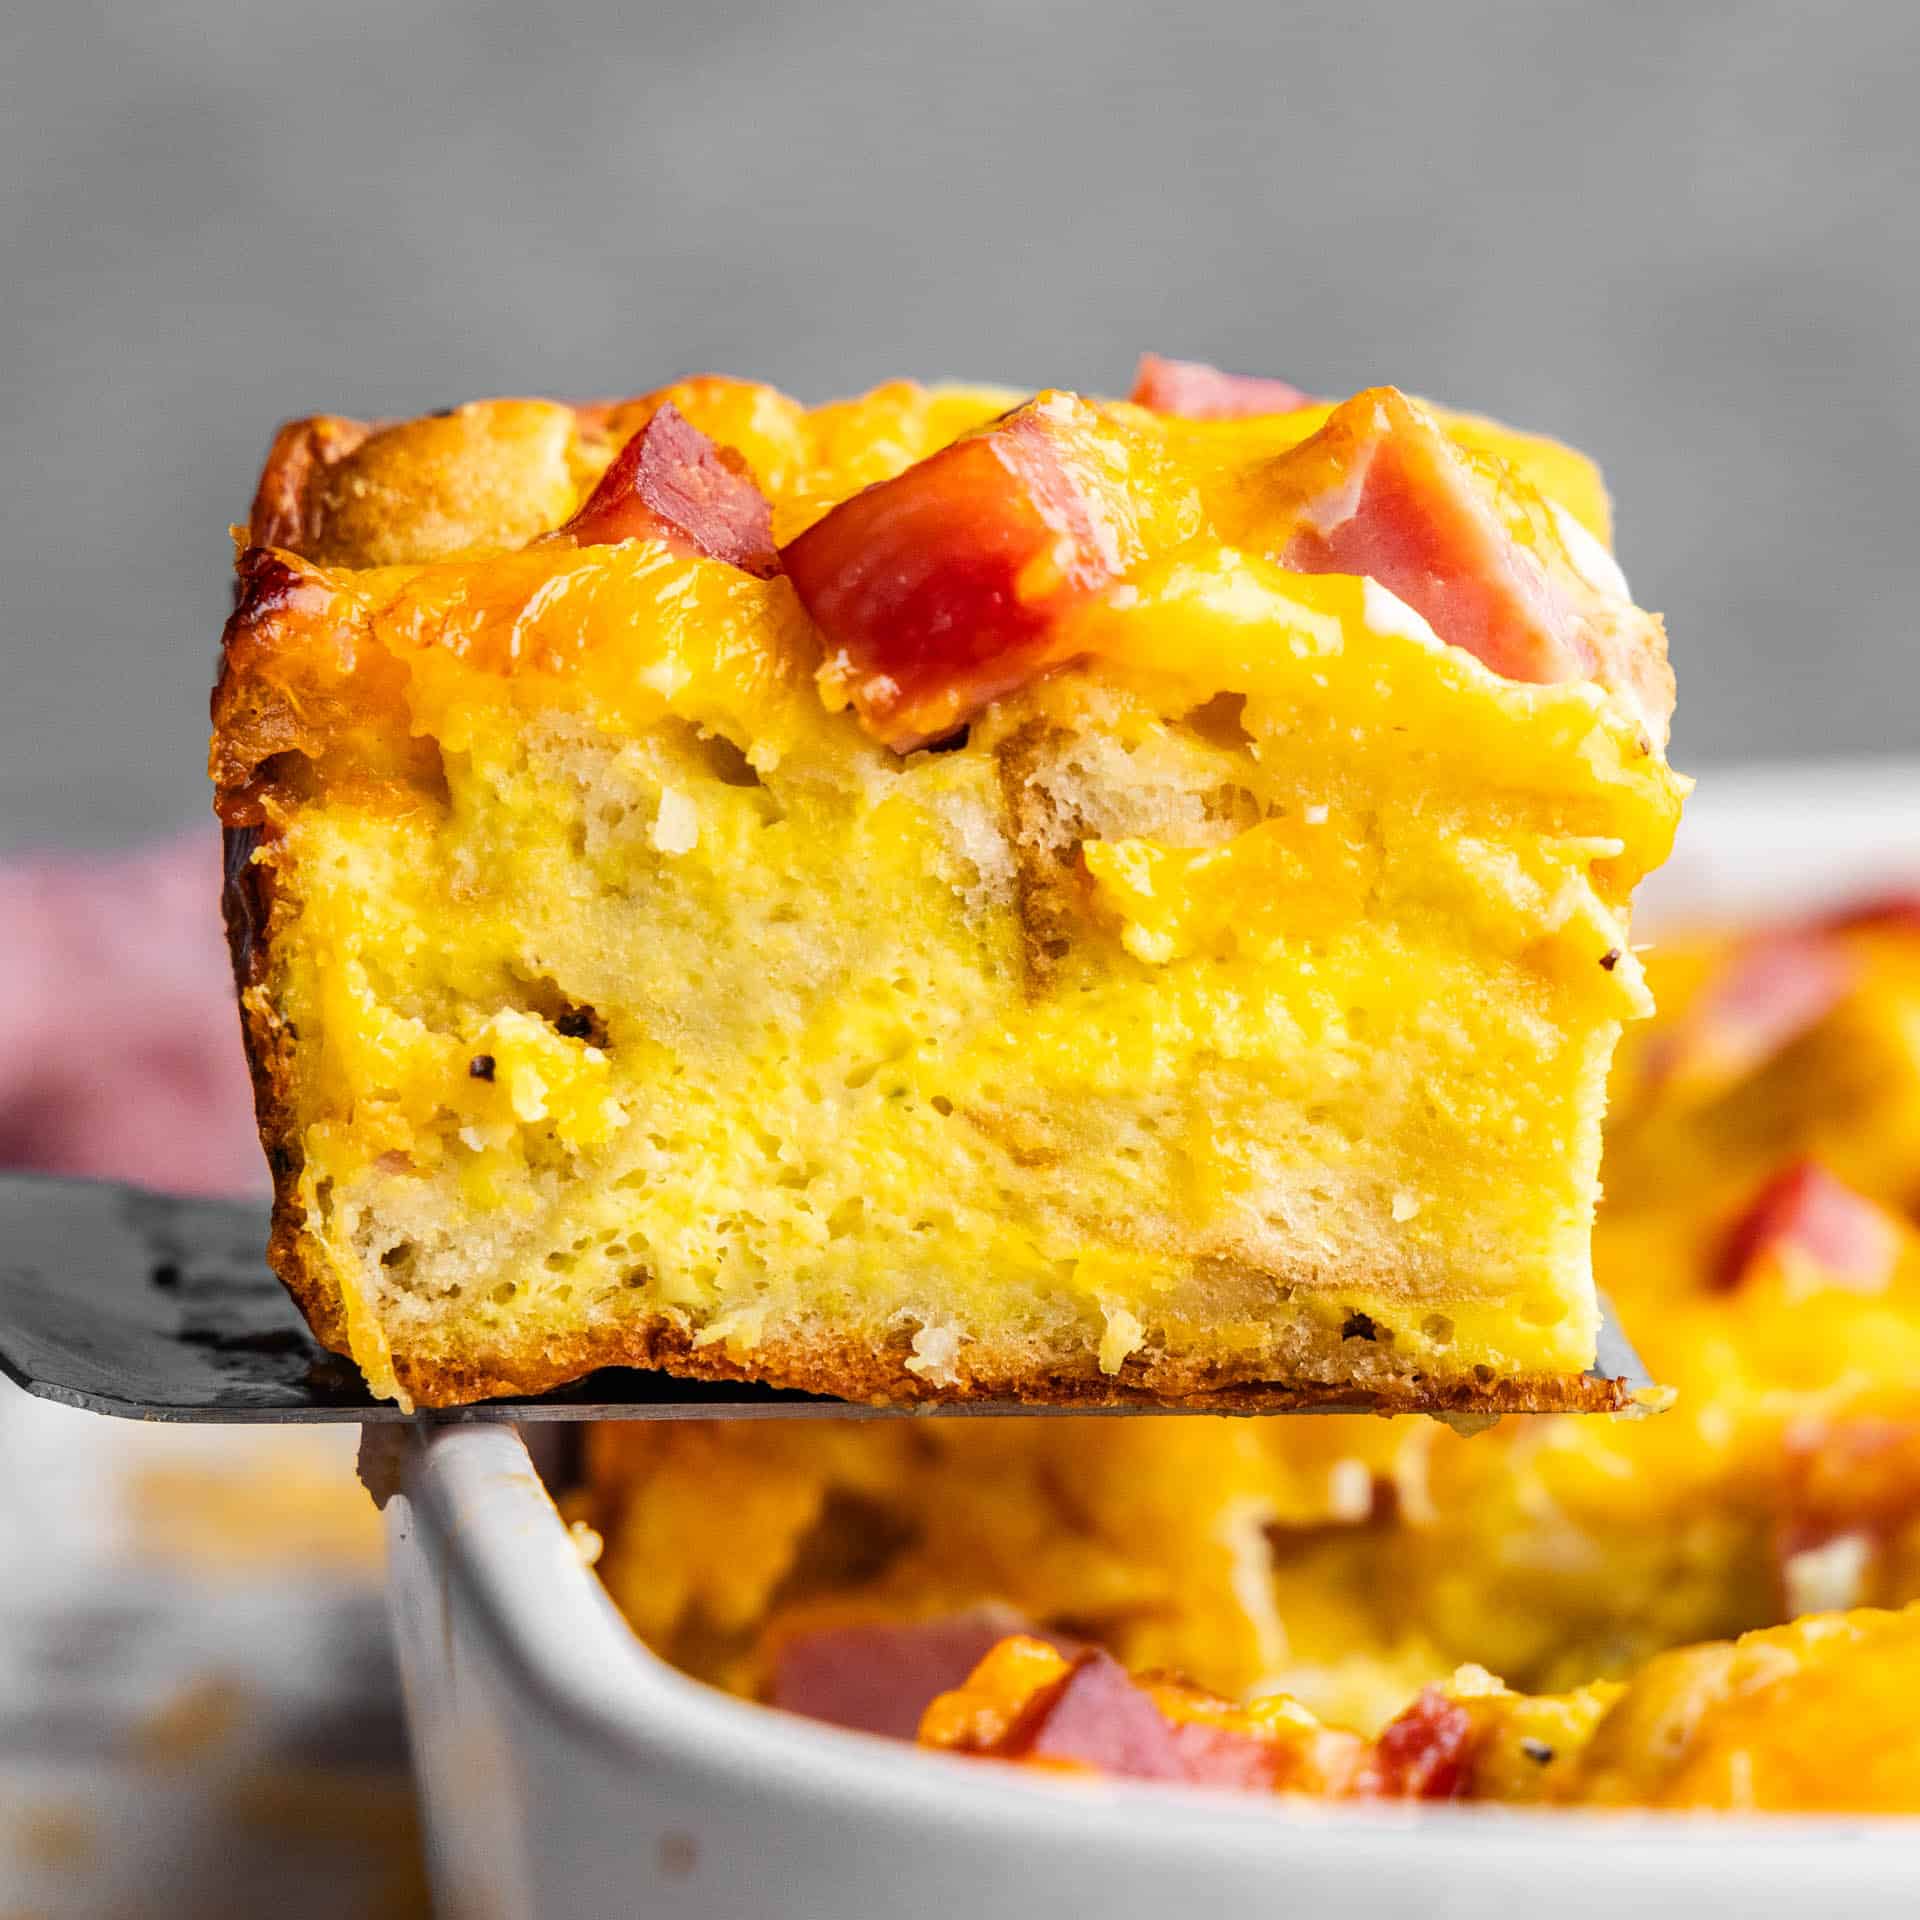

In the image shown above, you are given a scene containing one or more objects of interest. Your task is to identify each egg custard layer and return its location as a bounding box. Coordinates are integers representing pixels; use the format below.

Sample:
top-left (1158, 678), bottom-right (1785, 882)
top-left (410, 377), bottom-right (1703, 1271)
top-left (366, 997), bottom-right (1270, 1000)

top-left (211, 371), bottom-right (1681, 1410)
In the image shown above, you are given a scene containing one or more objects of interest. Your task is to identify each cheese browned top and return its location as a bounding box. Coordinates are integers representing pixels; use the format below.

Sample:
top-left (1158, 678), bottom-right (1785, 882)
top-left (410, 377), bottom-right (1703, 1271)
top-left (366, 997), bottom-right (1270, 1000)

top-left (213, 364), bottom-right (1672, 830)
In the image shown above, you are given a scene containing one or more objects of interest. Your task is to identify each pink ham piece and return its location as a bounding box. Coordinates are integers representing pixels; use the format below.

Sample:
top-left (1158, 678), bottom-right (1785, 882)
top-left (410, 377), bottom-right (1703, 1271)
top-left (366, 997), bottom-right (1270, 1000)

top-left (1363, 1689), bottom-right (1476, 1800)
top-left (1716, 1160), bottom-right (1900, 1296)
top-left (783, 395), bottom-right (1141, 751)
top-left (1273, 386), bottom-right (1594, 690)
top-left (1819, 891), bottom-right (1920, 938)
top-left (995, 1649), bottom-right (1289, 1790)
top-left (960, 1649), bottom-right (1476, 1800)
top-left (1773, 1413), bottom-right (1920, 1612)
top-left (1128, 354), bottom-right (1313, 419)
top-left (1644, 935), bottom-right (1854, 1101)
top-left (770, 1615), bottom-right (1080, 1742)
top-left (560, 403), bottom-right (779, 577)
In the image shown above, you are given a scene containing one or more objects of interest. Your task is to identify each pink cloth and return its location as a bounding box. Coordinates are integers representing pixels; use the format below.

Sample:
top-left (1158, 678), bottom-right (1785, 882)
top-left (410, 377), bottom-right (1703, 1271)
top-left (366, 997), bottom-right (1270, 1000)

top-left (0, 832), bottom-right (264, 1196)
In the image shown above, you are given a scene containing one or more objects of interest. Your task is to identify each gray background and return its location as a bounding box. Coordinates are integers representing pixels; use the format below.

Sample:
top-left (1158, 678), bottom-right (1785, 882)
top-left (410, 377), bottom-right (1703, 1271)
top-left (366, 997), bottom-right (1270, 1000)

top-left (4, 0), bottom-right (1916, 850)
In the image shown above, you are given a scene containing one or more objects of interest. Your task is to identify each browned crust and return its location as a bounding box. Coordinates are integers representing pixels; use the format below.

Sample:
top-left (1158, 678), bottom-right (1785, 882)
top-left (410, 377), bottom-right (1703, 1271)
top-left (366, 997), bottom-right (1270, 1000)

top-left (222, 414), bottom-right (421, 1371)
top-left (240, 397), bottom-right (648, 563)
top-left (219, 820), bottom-right (348, 1358)
top-left (215, 552), bottom-right (331, 1359)
top-left (247, 415), bottom-right (376, 551)
top-left (387, 1309), bottom-right (1632, 1416)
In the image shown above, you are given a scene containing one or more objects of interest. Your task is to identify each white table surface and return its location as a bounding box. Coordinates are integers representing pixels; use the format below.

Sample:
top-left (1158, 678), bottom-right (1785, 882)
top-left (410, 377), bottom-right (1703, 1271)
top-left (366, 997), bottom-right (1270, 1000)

top-left (0, 1382), bottom-right (425, 1918)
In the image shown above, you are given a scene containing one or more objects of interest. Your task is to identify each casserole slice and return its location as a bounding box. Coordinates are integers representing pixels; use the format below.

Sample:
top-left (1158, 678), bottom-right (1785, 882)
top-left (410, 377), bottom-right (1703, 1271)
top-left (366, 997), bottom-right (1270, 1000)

top-left (210, 369), bottom-right (1681, 1410)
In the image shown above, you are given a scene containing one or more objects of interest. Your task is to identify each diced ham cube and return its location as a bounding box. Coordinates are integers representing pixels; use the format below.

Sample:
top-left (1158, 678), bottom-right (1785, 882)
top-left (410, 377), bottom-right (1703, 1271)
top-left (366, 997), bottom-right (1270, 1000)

top-left (1270, 387), bottom-right (1592, 689)
top-left (1774, 1412), bottom-right (1920, 1615)
top-left (783, 395), bottom-right (1146, 751)
top-left (770, 1615), bottom-right (1077, 1742)
top-left (933, 1642), bottom-right (1472, 1800)
top-left (1643, 934), bottom-right (1854, 1100)
top-left (997, 1649), bottom-right (1200, 1779)
top-left (1819, 892), bottom-right (1920, 938)
top-left (559, 403), bottom-right (778, 576)
top-left (1129, 354), bottom-right (1313, 419)
top-left (996, 1650), bottom-right (1286, 1789)
top-left (1716, 1160), bottom-right (1900, 1296)
top-left (1362, 1688), bottom-right (1477, 1801)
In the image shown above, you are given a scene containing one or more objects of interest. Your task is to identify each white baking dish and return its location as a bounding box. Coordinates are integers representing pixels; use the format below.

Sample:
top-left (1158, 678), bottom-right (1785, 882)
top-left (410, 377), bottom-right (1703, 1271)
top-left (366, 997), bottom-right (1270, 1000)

top-left (385, 762), bottom-right (1920, 1919)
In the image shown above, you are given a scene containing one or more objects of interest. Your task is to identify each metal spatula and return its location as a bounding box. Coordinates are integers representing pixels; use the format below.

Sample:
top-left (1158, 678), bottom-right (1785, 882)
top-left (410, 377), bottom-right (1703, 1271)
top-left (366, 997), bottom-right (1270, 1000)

top-left (0, 1172), bottom-right (1659, 1424)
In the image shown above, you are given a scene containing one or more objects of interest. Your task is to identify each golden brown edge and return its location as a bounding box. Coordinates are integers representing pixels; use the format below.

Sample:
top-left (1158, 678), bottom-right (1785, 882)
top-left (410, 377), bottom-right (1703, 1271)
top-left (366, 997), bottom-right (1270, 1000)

top-left (244, 400), bottom-right (642, 553)
top-left (246, 414), bottom-right (375, 551)
top-left (376, 1316), bottom-right (1634, 1416)
top-left (219, 819), bottom-right (348, 1358)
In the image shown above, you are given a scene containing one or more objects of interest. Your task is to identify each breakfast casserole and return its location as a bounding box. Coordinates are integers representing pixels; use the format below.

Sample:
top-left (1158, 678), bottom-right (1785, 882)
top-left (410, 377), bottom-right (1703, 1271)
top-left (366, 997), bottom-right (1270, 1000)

top-left (915, 1609), bottom-right (1920, 1811)
top-left (211, 361), bottom-right (1681, 1411)
top-left (580, 893), bottom-right (1920, 1809)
